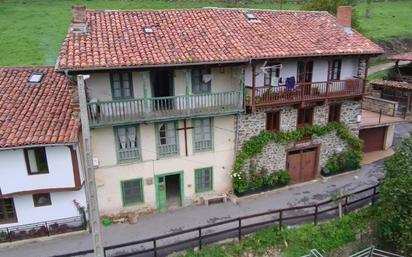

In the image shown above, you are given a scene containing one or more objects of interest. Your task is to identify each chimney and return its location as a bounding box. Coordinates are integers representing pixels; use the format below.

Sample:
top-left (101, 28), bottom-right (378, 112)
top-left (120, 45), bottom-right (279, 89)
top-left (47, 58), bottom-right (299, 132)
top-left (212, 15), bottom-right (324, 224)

top-left (336, 6), bottom-right (352, 28)
top-left (71, 5), bottom-right (87, 33)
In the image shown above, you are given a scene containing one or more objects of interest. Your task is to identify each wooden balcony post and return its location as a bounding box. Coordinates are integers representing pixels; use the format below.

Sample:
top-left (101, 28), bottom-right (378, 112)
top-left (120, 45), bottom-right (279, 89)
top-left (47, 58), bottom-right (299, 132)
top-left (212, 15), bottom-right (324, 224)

top-left (143, 72), bottom-right (150, 114)
top-left (252, 63), bottom-right (256, 112)
top-left (326, 81), bottom-right (330, 97)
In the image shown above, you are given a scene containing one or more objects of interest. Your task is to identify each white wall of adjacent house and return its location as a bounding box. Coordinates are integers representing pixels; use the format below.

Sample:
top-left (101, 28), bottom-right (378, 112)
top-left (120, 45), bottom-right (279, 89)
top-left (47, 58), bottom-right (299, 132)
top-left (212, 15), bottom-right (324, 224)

top-left (91, 115), bottom-right (235, 216)
top-left (0, 188), bottom-right (86, 228)
top-left (0, 146), bottom-right (77, 194)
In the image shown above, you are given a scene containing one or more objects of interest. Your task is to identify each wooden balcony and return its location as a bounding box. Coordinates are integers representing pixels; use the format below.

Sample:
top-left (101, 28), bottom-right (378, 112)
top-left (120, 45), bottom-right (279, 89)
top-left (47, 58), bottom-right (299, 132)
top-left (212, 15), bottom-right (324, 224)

top-left (245, 79), bottom-right (364, 108)
top-left (87, 91), bottom-right (242, 127)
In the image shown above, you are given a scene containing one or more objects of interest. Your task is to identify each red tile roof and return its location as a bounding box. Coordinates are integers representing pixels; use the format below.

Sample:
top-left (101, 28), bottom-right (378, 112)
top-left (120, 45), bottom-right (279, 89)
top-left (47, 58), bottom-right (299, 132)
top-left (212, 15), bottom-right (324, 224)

top-left (0, 67), bottom-right (80, 148)
top-left (57, 8), bottom-right (383, 71)
top-left (388, 52), bottom-right (412, 62)
top-left (370, 79), bottom-right (412, 91)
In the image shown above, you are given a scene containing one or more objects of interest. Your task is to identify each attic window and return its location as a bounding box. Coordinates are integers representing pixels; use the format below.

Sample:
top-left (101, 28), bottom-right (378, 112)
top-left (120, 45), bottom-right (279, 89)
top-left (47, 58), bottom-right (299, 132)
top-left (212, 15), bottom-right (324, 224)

top-left (144, 28), bottom-right (153, 33)
top-left (28, 73), bottom-right (44, 83)
top-left (244, 12), bottom-right (257, 21)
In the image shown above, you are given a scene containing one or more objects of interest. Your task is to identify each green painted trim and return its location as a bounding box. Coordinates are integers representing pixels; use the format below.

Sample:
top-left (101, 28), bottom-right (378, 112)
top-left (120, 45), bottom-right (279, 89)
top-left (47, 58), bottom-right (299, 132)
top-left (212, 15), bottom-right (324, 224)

top-left (113, 124), bottom-right (141, 163)
top-left (192, 117), bottom-right (214, 153)
top-left (155, 121), bottom-right (180, 159)
top-left (120, 178), bottom-right (144, 207)
top-left (154, 170), bottom-right (184, 210)
top-left (110, 72), bottom-right (135, 100)
top-left (194, 167), bottom-right (213, 193)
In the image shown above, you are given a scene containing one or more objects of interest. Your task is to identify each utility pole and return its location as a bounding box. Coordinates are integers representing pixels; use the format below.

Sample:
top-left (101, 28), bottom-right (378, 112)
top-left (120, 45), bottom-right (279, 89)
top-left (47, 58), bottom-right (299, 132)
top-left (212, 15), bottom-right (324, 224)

top-left (77, 74), bottom-right (105, 257)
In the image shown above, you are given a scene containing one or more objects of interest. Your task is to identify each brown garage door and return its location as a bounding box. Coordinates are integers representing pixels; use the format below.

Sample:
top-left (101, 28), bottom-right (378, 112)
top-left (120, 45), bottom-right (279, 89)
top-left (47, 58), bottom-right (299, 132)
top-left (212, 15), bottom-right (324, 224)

top-left (359, 127), bottom-right (386, 152)
top-left (287, 147), bottom-right (318, 184)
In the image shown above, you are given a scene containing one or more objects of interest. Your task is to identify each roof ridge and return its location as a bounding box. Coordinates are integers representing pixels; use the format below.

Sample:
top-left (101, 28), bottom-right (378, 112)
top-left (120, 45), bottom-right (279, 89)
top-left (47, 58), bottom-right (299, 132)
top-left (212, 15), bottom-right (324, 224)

top-left (0, 65), bottom-right (55, 70)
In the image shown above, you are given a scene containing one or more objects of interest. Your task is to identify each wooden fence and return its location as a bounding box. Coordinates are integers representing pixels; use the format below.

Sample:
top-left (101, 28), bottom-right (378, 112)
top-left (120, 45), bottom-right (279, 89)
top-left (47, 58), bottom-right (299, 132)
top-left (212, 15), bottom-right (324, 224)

top-left (52, 183), bottom-right (380, 257)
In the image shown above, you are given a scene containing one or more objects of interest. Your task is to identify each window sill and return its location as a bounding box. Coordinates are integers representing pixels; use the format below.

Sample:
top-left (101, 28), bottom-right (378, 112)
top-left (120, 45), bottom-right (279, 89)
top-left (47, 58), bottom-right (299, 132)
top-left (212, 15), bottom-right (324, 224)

top-left (122, 201), bottom-right (144, 208)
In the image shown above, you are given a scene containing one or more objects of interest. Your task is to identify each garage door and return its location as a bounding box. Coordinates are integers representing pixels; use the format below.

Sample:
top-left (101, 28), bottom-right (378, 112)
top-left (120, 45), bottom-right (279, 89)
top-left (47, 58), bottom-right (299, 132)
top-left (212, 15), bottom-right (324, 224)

top-left (286, 147), bottom-right (318, 184)
top-left (359, 127), bottom-right (386, 152)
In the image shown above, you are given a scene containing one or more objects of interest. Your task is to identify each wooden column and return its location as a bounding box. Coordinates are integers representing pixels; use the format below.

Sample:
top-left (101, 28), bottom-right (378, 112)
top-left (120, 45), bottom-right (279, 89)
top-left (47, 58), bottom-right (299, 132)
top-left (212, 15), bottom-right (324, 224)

top-left (251, 63), bottom-right (256, 112)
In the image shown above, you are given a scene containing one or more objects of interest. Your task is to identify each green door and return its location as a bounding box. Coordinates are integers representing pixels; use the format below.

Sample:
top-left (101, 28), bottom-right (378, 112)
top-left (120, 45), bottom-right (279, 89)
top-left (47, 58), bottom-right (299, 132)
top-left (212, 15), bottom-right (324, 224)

top-left (156, 176), bottom-right (167, 210)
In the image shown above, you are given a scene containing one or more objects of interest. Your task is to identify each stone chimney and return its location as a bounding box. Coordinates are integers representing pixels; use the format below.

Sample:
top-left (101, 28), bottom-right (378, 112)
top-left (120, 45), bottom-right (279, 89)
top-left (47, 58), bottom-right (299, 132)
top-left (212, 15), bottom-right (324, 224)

top-left (71, 5), bottom-right (87, 33)
top-left (336, 6), bottom-right (352, 28)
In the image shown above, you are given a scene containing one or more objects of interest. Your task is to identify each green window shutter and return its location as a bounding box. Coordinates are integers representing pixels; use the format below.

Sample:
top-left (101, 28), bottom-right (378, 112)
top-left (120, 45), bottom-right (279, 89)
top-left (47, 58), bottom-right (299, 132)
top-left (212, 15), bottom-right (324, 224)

top-left (195, 167), bottom-right (213, 193)
top-left (157, 122), bottom-right (179, 157)
top-left (111, 72), bottom-right (134, 100)
top-left (121, 178), bottom-right (144, 206)
top-left (114, 125), bottom-right (141, 161)
top-left (193, 118), bottom-right (213, 152)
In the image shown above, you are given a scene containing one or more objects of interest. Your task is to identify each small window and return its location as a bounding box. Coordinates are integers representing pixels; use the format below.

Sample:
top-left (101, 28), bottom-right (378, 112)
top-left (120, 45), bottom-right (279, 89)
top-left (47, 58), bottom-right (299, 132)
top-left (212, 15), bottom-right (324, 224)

top-left (24, 148), bottom-right (49, 175)
top-left (297, 107), bottom-right (314, 128)
top-left (33, 193), bottom-right (52, 207)
top-left (195, 167), bottom-right (213, 193)
top-left (328, 104), bottom-right (341, 123)
top-left (0, 198), bottom-right (17, 224)
top-left (121, 179), bottom-right (143, 206)
top-left (114, 125), bottom-right (140, 161)
top-left (297, 61), bottom-right (313, 83)
top-left (28, 72), bottom-right (43, 83)
top-left (110, 72), bottom-right (133, 99)
top-left (193, 118), bottom-right (213, 152)
top-left (328, 59), bottom-right (342, 81)
top-left (264, 64), bottom-right (281, 86)
top-left (157, 122), bottom-right (178, 157)
top-left (266, 111), bottom-right (280, 132)
top-left (191, 68), bottom-right (211, 94)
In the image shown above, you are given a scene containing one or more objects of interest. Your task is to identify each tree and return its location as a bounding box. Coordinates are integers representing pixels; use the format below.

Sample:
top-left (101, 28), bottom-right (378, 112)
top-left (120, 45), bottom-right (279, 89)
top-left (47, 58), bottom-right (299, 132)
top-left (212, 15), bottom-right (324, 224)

top-left (378, 133), bottom-right (412, 254)
top-left (301, 0), bottom-right (361, 31)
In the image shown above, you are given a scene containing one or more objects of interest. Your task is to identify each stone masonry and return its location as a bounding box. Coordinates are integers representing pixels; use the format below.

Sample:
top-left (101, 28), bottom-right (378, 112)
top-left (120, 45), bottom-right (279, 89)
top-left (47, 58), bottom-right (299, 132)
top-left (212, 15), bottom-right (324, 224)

top-left (237, 100), bottom-right (361, 175)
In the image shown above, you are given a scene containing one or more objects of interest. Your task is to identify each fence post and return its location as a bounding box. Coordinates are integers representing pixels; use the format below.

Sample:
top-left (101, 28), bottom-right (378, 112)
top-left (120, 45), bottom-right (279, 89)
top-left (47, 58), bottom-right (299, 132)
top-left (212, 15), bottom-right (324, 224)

top-left (238, 218), bottom-right (242, 241)
top-left (279, 210), bottom-right (283, 231)
top-left (372, 186), bottom-right (377, 205)
top-left (344, 196), bottom-right (349, 214)
top-left (314, 205), bottom-right (318, 225)
top-left (7, 228), bottom-right (11, 242)
top-left (45, 221), bottom-right (50, 237)
top-left (198, 227), bottom-right (202, 250)
top-left (153, 239), bottom-right (157, 257)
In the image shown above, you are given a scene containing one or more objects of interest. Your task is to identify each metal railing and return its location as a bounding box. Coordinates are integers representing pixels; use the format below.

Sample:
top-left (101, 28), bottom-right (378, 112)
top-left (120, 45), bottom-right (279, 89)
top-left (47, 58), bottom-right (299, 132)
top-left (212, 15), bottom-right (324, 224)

top-left (349, 246), bottom-right (404, 257)
top-left (87, 91), bottom-right (242, 127)
top-left (0, 216), bottom-right (86, 243)
top-left (245, 79), bottom-right (364, 108)
top-left (51, 184), bottom-right (380, 257)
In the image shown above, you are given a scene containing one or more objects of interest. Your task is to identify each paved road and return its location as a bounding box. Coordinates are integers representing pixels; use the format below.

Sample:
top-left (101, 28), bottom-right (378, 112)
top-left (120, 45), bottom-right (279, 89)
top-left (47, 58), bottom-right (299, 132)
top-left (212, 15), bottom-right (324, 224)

top-left (368, 61), bottom-right (410, 75)
top-left (1, 123), bottom-right (411, 257)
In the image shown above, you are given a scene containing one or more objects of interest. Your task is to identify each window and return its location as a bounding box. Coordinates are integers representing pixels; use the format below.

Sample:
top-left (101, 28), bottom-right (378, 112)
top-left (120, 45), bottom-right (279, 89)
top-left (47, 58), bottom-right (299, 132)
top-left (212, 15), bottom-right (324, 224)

top-left (297, 107), bottom-right (314, 128)
top-left (266, 111), bottom-right (280, 132)
top-left (193, 118), bottom-right (213, 152)
top-left (0, 198), bottom-right (17, 224)
top-left (33, 193), bottom-right (52, 207)
top-left (264, 64), bottom-right (281, 86)
top-left (328, 59), bottom-right (342, 81)
top-left (24, 148), bottom-right (49, 175)
top-left (157, 122), bottom-right (178, 157)
top-left (195, 167), bottom-right (213, 193)
top-left (328, 104), bottom-right (341, 123)
top-left (111, 72), bottom-right (133, 99)
top-left (28, 72), bottom-right (43, 83)
top-left (297, 61), bottom-right (313, 83)
top-left (114, 125), bottom-right (140, 161)
top-left (191, 68), bottom-right (211, 94)
top-left (121, 179), bottom-right (143, 206)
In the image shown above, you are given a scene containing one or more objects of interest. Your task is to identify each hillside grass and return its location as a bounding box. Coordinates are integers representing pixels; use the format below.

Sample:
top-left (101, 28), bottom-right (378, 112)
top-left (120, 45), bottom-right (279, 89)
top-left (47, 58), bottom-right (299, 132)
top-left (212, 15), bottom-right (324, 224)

top-left (0, 0), bottom-right (411, 66)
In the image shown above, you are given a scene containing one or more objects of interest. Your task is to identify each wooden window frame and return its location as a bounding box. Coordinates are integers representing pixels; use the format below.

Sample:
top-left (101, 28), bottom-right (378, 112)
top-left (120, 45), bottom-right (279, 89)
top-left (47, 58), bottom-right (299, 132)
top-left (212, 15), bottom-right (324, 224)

top-left (114, 125), bottom-right (141, 162)
top-left (110, 72), bottom-right (134, 100)
top-left (263, 63), bottom-right (281, 86)
top-left (0, 198), bottom-right (17, 224)
top-left (266, 111), bottom-right (280, 132)
top-left (24, 147), bottom-right (49, 175)
top-left (33, 193), bottom-right (52, 207)
top-left (328, 59), bottom-right (342, 81)
top-left (297, 107), bottom-right (314, 128)
top-left (328, 104), bottom-right (341, 123)
top-left (194, 167), bottom-right (213, 193)
top-left (297, 60), bottom-right (314, 83)
top-left (156, 121), bottom-right (179, 158)
top-left (120, 178), bottom-right (144, 206)
top-left (192, 118), bottom-right (213, 152)
top-left (191, 68), bottom-right (212, 94)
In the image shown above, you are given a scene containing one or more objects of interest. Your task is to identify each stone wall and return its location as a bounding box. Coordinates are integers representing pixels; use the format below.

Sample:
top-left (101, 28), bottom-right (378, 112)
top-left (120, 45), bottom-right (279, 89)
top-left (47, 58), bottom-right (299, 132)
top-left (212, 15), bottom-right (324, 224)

top-left (362, 96), bottom-right (398, 116)
top-left (340, 100), bottom-right (362, 135)
top-left (357, 57), bottom-right (368, 78)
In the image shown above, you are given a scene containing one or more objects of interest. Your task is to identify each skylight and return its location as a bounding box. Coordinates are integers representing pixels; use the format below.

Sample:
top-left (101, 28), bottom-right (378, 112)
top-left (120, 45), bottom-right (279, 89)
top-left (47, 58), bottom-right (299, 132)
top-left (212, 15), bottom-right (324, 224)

top-left (28, 72), bottom-right (44, 83)
top-left (244, 13), bottom-right (257, 21)
top-left (144, 27), bottom-right (153, 33)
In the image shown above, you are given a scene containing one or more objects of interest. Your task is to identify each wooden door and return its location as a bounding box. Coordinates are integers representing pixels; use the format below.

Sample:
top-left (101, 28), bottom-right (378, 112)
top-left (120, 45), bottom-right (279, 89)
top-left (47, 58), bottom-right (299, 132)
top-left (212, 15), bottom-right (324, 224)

top-left (287, 147), bottom-right (318, 183)
top-left (287, 150), bottom-right (302, 183)
top-left (155, 176), bottom-right (167, 210)
top-left (301, 148), bottom-right (317, 181)
top-left (359, 127), bottom-right (386, 152)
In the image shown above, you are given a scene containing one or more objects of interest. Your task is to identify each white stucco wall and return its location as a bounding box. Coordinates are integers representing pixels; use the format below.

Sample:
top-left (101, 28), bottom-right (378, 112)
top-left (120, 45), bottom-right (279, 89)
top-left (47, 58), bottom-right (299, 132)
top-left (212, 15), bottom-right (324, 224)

top-left (91, 116), bottom-right (236, 215)
top-left (384, 125), bottom-right (395, 150)
top-left (0, 187), bottom-right (86, 228)
top-left (0, 146), bottom-right (77, 194)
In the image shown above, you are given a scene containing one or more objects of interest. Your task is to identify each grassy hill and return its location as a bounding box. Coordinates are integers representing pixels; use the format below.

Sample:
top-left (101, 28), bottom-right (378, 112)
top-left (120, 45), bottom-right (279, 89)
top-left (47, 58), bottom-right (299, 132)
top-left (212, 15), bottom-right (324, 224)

top-left (0, 0), bottom-right (411, 66)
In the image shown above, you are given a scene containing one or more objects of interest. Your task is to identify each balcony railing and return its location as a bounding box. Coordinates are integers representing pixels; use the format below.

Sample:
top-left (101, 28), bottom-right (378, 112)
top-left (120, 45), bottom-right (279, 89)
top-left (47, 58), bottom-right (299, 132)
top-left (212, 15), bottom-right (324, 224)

top-left (87, 91), bottom-right (242, 126)
top-left (245, 79), bottom-right (364, 108)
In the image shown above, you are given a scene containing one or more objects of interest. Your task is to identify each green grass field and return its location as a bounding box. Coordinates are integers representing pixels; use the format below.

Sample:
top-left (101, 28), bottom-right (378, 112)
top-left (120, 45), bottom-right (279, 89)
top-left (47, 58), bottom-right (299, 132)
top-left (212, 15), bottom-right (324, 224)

top-left (0, 0), bottom-right (411, 66)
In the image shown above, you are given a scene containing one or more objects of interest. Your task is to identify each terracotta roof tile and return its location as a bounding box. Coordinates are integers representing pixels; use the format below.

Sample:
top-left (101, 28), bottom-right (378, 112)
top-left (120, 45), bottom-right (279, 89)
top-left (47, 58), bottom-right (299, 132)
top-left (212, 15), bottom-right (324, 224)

top-left (388, 52), bottom-right (412, 62)
top-left (0, 67), bottom-right (80, 148)
top-left (370, 79), bottom-right (412, 91)
top-left (57, 8), bottom-right (383, 71)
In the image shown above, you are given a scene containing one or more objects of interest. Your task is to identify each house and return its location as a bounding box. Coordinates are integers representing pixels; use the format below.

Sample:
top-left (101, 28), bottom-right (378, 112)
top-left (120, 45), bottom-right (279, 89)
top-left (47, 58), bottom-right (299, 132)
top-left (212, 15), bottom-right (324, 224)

top-left (55, 6), bottom-right (382, 216)
top-left (0, 67), bottom-right (86, 236)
